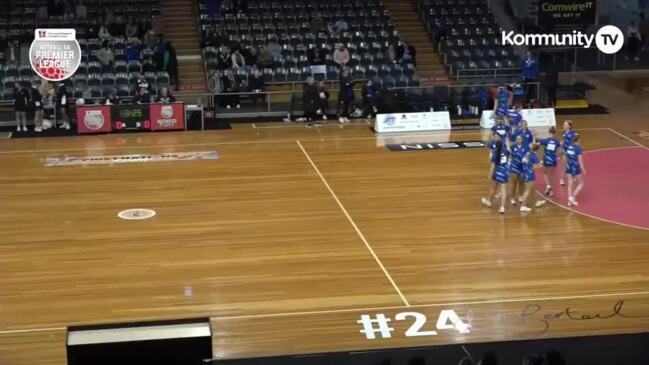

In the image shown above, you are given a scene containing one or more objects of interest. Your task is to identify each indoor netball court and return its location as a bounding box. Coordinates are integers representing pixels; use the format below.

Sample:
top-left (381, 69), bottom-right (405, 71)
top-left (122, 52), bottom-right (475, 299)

top-left (1, 78), bottom-right (649, 364)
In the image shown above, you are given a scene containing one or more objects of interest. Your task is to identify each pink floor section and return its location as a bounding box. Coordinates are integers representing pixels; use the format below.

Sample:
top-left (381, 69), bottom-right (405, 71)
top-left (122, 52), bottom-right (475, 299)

top-left (535, 147), bottom-right (649, 230)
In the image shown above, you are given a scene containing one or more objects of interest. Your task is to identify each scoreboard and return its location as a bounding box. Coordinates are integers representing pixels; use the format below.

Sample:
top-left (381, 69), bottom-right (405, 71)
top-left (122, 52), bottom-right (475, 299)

top-left (113, 104), bottom-right (151, 131)
top-left (76, 103), bottom-right (185, 134)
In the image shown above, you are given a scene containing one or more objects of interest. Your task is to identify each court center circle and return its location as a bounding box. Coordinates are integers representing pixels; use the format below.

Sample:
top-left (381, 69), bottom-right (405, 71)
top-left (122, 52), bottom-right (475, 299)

top-left (118, 209), bottom-right (157, 220)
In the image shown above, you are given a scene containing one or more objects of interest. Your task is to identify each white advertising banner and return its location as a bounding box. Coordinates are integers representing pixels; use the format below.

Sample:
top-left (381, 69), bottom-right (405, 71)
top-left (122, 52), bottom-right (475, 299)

top-left (480, 108), bottom-right (556, 129)
top-left (375, 112), bottom-right (452, 133)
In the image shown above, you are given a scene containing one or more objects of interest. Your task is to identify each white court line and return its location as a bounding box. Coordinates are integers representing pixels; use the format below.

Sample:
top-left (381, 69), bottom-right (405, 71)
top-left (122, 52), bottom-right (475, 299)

top-left (606, 127), bottom-right (649, 150)
top-left (252, 122), bottom-right (372, 129)
top-left (296, 140), bottom-right (410, 307)
top-left (0, 327), bottom-right (66, 335)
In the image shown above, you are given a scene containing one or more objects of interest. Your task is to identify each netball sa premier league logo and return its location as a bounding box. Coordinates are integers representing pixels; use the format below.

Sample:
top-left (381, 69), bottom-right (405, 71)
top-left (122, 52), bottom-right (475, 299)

top-left (83, 110), bottom-right (105, 131)
top-left (161, 105), bottom-right (175, 119)
top-left (29, 29), bottom-right (81, 81)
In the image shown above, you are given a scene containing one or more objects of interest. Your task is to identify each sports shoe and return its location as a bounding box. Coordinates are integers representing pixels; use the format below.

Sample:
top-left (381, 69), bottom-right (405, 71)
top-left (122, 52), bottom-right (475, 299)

top-left (544, 185), bottom-right (552, 195)
top-left (559, 178), bottom-right (565, 186)
top-left (236, 104), bottom-right (241, 109)
top-left (481, 197), bottom-right (492, 207)
top-left (520, 206), bottom-right (532, 212)
top-left (535, 200), bottom-right (547, 207)
top-left (16, 126), bottom-right (21, 132)
top-left (34, 127), bottom-right (42, 132)
top-left (569, 197), bottom-right (578, 206)
top-left (226, 105), bottom-right (231, 109)
top-left (510, 198), bottom-right (517, 205)
top-left (518, 196), bottom-right (523, 203)
top-left (344, 117), bottom-right (350, 123)
top-left (282, 118), bottom-right (292, 123)
top-left (498, 206), bottom-right (505, 214)
top-left (338, 117), bottom-right (345, 124)
top-left (63, 123), bottom-right (71, 130)
top-left (322, 115), bottom-right (327, 120)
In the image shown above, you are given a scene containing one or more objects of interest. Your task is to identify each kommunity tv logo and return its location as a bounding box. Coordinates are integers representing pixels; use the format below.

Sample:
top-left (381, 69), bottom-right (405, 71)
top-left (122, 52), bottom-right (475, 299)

top-left (502, 25), bottom-right (625, 54)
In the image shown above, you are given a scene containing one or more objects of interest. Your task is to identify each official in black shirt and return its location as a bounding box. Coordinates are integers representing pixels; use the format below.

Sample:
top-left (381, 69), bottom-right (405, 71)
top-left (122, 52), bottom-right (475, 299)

top-left (338, 71), bottom-right (355, 123)
top-left (56, 83), bottom-right (71, 129)
top-left (248, 69), bottom-right (265, 106)
top-left (156, 88), bottom-right (176, 103)
top-left (302, 76), bottom-right (320, 123)
top-left (13, 82), bottom-right (29, 132)
top-left (30, 82), bottom-right (45, 132)
top-left (544, 58), bottom-right (560, 107)
top-left (104, 90), bottom-right (120, 105)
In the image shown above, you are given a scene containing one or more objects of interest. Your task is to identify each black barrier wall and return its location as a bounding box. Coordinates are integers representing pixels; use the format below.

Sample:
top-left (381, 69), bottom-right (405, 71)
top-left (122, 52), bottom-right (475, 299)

top-left (208, 332), bottom-right (649, 365)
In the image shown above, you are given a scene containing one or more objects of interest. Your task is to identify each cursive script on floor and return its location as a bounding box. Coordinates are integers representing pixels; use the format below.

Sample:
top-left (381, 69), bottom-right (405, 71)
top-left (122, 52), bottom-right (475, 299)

top-left (520, 300), bottom-right (649, 336)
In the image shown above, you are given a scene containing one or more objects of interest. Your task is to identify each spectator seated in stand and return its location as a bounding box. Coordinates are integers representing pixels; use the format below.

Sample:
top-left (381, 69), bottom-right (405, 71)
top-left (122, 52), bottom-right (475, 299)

top-left (334, 18), bottom-right (349, 34)
top-left (156, 87), bottom-right (176, 103)
top-left (308, 47), bottom-right (327, 78)
top-left (198, 0), bottom-right (420, 91)
top-left (126, 40), bottom-right (143, 62)
top-left (104, 89), bottom-right (120, 105)
top-left (333, 44), bottom-right (351, 69)
top-left (96, 42), bottom-right (115, 72)
top-left (257, 45), bottom-right (273, 69)
top-left (126, 18), bottom-right (139, 39)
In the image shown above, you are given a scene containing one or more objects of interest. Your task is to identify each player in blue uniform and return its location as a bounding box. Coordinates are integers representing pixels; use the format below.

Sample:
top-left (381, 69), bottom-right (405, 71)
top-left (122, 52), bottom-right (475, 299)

top-left (564, 134), bottom-right (586, 206)
top-left (482, 140), bottom-right (510, 214)
top-left (507, 104), bottom-right (523, 132)
top-left (494, 86), bottom-right (512, 117)
top-left (491, 116), bottom-right (511, 141)
top-left (538, 126), bottom-right (561, 197)
top-left (559, 120), bottom-right (578, 186)
top-left (519, 144), bottom-right (547, 212)
top-left (509, 134), bottom-right (529, 206)
top-left (510, 120), bottom-right (535, 147)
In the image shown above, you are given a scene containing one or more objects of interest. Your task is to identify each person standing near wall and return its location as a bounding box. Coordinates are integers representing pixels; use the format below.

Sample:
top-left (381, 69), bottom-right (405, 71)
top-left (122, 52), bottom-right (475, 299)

top-left (13, 82), bottom-right (29, 132)
top-left (544, 57), bottom-right (559, 107)
top-left (30, 81), bottom-right (45, 132)
top-left (56, 83), bottom-right (71, 129)
top-left (338, 70), bottom-right (354, 124)
top-left (521, 51), bottom-right (539, 101)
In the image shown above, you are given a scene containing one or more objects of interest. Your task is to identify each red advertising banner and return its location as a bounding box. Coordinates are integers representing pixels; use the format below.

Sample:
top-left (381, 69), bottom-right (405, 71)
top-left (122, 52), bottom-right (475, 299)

top-left (149, 103), bottom-right (185, 131)
top-left (76, 105), bottom-right (113, 134)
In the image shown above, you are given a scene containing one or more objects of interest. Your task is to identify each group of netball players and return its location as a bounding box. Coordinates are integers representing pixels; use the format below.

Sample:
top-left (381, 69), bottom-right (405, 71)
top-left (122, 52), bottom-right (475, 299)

top-left (481, 98), bottom-right (586, 214)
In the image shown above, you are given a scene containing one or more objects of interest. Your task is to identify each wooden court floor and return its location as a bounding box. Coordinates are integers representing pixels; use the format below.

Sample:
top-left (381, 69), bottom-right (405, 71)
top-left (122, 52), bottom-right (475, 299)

top-left (1, 100), bottom-right (649, 363)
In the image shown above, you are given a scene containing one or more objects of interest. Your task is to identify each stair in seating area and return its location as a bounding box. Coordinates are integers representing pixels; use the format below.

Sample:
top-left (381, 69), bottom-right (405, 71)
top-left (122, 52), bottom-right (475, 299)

top-left (160, 0), bottom-right (206, 101)
top-left (384, 0), bottom-right (450, 84)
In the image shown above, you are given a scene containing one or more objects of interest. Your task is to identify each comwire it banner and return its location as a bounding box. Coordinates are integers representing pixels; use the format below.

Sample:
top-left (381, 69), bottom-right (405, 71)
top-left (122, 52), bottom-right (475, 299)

top-left (77, 103), bottom-right (185, 134)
